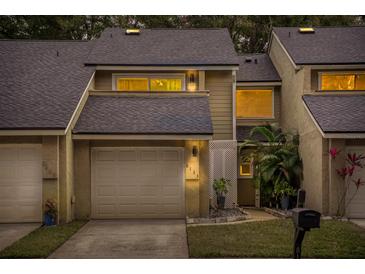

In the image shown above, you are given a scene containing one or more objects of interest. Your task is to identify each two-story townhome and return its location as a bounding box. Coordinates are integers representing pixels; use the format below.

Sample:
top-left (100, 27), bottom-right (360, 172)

top-left (268, 26), bottom-right (365, 218)
top-left (1, 26), bottom-right (364, 224)
top-left (0, 28), bottom-right (239, 223)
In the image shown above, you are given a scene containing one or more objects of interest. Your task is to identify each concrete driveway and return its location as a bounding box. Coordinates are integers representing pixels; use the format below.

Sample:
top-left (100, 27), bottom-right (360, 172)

top-left (49, 219), bottom-right (188, 258)
top-left (0, 223), bottom-right (40, 251)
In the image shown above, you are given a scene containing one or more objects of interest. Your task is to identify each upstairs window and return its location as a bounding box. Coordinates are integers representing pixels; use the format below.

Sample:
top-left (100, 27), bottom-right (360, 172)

top-left (114, 74), bottom-right (185, 92)
top-left (320, 72), bottom-right (365, 91)
top-left (236, 89), bottom-right (274, 119)
top-left (117, 78), bottom-right (149, 91)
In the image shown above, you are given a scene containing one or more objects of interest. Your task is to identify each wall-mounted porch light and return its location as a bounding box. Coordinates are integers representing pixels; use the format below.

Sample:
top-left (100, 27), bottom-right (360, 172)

top-left (192, 145), bottom-right (198, 157)
top-left (187, 71), bottom-right (197, 91)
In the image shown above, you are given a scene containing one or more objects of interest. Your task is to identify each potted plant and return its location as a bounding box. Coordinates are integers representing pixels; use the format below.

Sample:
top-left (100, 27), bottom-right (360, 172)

top-left (44, 199), bottom-right (57, 226)
top-left (213, 178), bottom-right (231, 209)
top-left (274, 180), bottom-right (295, 210)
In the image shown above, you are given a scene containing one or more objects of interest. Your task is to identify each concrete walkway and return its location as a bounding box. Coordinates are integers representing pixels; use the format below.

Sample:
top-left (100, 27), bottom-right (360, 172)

top-left (0, 223), bottom-right (40, 251)
top-left (244, 208), bottom-right (278, 222)
top-left (49, 219), bottom-right (188, 259)
top-left (350, 219), bottom-right (365, 229)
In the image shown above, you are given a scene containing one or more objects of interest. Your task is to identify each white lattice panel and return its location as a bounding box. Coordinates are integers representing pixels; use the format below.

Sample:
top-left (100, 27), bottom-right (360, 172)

top-left (209, 140), bottom-right (237, 208)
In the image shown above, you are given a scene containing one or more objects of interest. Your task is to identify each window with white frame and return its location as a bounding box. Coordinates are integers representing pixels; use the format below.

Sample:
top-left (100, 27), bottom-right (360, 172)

top-left (113, 73), bottom-right (186, 92)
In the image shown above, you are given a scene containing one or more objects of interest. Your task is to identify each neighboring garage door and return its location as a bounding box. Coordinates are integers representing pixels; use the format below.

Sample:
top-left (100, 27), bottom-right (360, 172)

top-left (0, 145), bottom-right (42, 223)
top-left (346, 147), bottom-right (365, 218)
top-left (91, 147), bottom-right (185, 219)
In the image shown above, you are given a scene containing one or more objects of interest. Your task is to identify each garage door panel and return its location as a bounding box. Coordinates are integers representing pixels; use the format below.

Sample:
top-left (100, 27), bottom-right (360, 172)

top-left (162, 150), bottom-right (180, 161)
top-left (96, 185), bottom-right (117, 197)
top-left (118, 185), bottom-right (139, 196)
top-left (94, 150), bottom-right (116, 161)
top-left (0, 166), bottom-right (16, 181)
top-left (140, 150), bottom-right (158, 161)
top-left (92, 147), bottom-right (184, 219)
top-left (162, 164), bottom-right (181, 177)
top-left (118, 150), bottom-right (137, 161)
top-left (117, 162), bottom-right (139, 176)
top-left (0, 148), bottom-right (17, 161)
top-left (0, 145), bottom-right (42, 223)
top-left (19, 148), bottom-right (42, 161)
top-left (18, 164), bottom-right (42, 181)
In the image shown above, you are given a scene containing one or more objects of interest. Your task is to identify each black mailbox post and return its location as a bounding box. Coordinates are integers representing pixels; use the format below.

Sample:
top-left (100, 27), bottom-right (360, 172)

top-left (292, 208), bottom-right (321, 258)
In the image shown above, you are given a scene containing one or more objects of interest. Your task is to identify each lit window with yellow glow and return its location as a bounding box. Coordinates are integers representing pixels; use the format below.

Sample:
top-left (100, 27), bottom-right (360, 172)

top-left (236, 89), bottom-right (273, 118)
top-left (115, 74), bottom-right (186, 92)
top-left (320, 73), bottom-right (365, 91)
top-left (150, 78), bottom-right (182, 91)
top-left (117, 78), bottom-right (149, 91)
top-left (239, 159), bottom-right (253, 178)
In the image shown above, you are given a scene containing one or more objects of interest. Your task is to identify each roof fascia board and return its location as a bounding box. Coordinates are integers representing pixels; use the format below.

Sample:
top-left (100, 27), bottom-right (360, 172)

top-left (323, 133), bottom-right (365, 139)
top-left (302, 99), bottom-right (326, 138)
top-left (72, 134), bottom-right (212, 140)
top-left (307, 64), bottom-right (365, 70)
top-left (64, 72), bottom-right (95, 134)
top-left (95, 65), bottom-right (239, 71)
top-left (0, 130), bottom-right (64, 136)
top-left (236, 81), bottom-right (281, 87)
top-left (271, 32), bottom-right (300, 71)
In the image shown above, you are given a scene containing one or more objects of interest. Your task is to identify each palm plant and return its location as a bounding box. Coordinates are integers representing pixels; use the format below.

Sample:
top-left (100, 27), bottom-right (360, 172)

top-left (239, 124), bottom-right (302, 208)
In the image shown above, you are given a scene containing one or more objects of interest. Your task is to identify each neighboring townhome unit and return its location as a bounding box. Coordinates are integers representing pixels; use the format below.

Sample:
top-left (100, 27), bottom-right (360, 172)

top-left (268, 26), bottom-right (365, 218)
top-left (0, 28), bottom-right (239, 223)
top-left (235, 53), bottom-right (281, 207)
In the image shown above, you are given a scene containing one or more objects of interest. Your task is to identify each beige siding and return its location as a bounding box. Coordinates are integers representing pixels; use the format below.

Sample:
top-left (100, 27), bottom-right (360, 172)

top-left (206, 71), bottom-right (233, 140)
top-left (270, 35), bottom-right (327, 213)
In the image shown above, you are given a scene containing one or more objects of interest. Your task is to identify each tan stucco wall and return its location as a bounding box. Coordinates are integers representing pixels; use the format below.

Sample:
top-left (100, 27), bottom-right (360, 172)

top-left (73, 139), bottom-right (209, 219)
top-left (74, 140), bottom-right (91, 219)
top-left (58, 133), bottom-right (74, 223)
top-left (270, 35), bottom-right (327, 213)
top-left (42, 136), bottom-right (59, 222)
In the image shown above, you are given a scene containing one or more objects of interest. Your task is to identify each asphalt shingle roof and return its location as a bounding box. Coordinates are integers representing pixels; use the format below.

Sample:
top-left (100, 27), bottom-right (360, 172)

top-left (273, 27), bottom-right (365, 65)
top-left (0, 40), bottom-right (94, 129)
top-left (303, 95), bottom-right (365, 133)
top-left (236, 126), bottom-right (269, 142)
top-left (73, 95), bottom-right (213, 135)
top-left (85, 28), bottom-right (239, 66)
top-left (236, 54), bottom-right (281, 82)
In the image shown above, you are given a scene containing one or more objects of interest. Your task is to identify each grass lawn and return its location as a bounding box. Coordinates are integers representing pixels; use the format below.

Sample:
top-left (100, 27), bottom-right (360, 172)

top-left (187, 219), bottom-right (365, 258)
top-left (0, 221), bottom-right (86, 258)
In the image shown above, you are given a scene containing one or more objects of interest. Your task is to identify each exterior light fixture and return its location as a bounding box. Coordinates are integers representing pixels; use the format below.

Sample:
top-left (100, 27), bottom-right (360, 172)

top-left (192, 146), bottom-right (198, 157)
top-left (187, 71), bottom-right (197, 91)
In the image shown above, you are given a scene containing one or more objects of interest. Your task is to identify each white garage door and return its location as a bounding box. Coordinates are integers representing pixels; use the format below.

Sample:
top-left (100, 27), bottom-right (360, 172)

top-left (346, 147), bottom-right (365, 218)
top-left (91, 147), bottom-right (185, 219)
top-left (0, 145), bottom-right (42, 223)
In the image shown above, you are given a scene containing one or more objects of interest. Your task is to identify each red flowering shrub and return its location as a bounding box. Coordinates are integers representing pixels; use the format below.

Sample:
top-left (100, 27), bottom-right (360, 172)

top-left (329, 147), bottom-right (365, 216)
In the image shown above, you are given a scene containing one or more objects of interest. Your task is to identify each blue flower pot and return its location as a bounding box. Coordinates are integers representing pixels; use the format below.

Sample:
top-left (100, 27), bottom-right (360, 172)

top-left (44, 213), bottom-right (55, 226)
